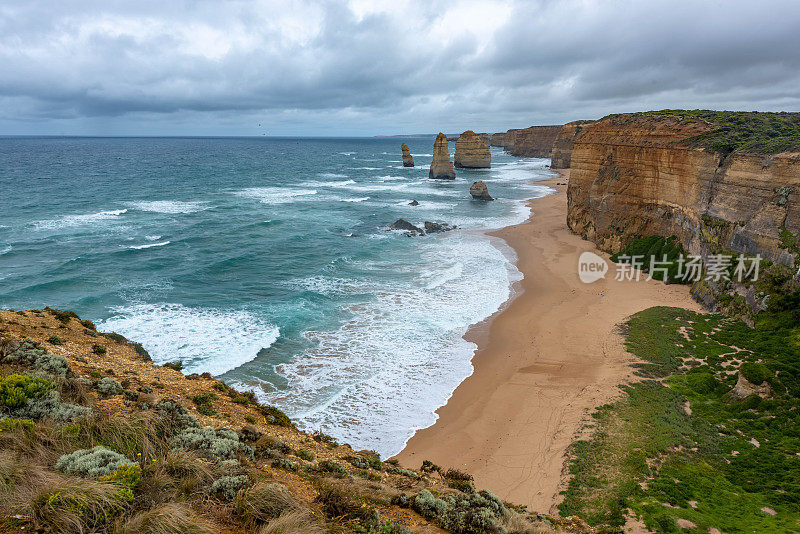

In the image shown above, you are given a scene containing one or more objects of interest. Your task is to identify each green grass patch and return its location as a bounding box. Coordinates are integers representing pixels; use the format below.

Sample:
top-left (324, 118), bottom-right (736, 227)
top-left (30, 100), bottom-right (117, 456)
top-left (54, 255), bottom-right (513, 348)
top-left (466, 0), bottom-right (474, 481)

top-left (559, 306), bottom-right (800, 532)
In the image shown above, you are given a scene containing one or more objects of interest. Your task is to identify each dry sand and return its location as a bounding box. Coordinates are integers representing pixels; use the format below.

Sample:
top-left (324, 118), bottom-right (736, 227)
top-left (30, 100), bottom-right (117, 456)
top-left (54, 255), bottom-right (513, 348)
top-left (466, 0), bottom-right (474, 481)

top-left (396, 170), bottom-right (702, 514)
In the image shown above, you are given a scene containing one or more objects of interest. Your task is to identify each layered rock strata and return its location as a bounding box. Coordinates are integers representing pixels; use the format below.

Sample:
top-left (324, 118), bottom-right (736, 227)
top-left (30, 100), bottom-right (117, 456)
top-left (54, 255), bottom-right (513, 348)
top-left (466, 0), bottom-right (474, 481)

top-left (454, 130), bottom-right (491, 168)
top-left (429, 133), bottom-right (456, 180)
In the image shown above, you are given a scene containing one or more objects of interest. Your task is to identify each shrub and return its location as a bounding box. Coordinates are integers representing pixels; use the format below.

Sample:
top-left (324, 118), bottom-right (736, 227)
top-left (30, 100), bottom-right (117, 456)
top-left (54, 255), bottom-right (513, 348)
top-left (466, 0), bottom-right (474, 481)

top-left (32, 477), bottom-right (127, 532)
top-left (258, 405), bottom-right (293, 428)
top-left (314, 484), bottom-right (379, 529)
top-left (132, 343), bottom-right (151, 362)
top-left (115, 503), bottom-right (215, 534)
top-left (272, 458), bottom-right (298, 472)
top-left (48, 335), bottom-right (63, 346)
top-left (80, 319), bottom-right (96, 330)
top-left (311, 460), bottom-right (348, 478)
top-left (385, 465), bottom-right (419, 479)
top-left (210, 474), bottom-right (250, 501)
top-left (295, 449), bottom-right (314, 462)
top-left (171, 426), bottom-right (254, 462)
top-left (311, 431), bottom-right (336, 445)
top-left (610, 235), bottom-right (690, 284)
top-left (740, 362), bottom-right (772, 385)
top-left (48, 308), bottom-right (80, 324)
top-left (256, 437), bottom-right (292, 455)
top-left (17, 389), bottom-right (92, 422)
top-left (91, 344), bottom-right (107, 355)
top-left (448, 480), bottom-right (475, 493)
top-left (100, 332), bottom-right (126, 343)
top-left (235, 482), bottom-right (298, 526)
top-left (163, 361), bottom-right (184, 372)
top-left (2, 339), bottom-right (69, 376)
top-left (0, 373), bottom-right (52, 409)
top-left (393, 489), bottom-right (509, 534)
top-left (55, 446), bottom-right (136, 479)
top-left (346, 454), bottom-right (382, 471)
top-left (152, 399), bottom-right (198, 430)
top-left (96, 377), bottom-right (123, 398)
top-left (421, 460), bottom-right (441, 473)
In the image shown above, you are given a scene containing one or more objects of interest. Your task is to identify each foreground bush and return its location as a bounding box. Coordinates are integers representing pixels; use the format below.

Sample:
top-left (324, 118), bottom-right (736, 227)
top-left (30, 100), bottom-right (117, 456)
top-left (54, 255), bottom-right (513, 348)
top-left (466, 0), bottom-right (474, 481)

top-left (394, 489), bottom-right (509, 534)
top-left (172, 426), bottom-right (254, 462)
top-left (55, 446), bottom-right (136, 479)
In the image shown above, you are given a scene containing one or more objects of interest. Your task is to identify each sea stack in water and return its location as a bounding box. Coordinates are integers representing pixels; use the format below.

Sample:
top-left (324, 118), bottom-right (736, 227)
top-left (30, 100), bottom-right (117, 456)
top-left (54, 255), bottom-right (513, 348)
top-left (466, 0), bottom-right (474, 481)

top-left (401, 143), bottom-right (414, 167)
top-left (454, 130), bottom-right (491, 168)
top-left (429, 133), bottom-right (456, 180)
top-left (470, 180), bottom-right (494, 201)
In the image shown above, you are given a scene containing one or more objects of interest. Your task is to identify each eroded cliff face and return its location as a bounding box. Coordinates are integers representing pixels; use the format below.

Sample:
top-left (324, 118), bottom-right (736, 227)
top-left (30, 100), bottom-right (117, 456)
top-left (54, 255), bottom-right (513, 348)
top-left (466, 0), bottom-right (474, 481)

top-left (550, 120), bottom-right (594, 169)
top-left (567, 114), bottom-right (800, 268)
top-left (454, 130), bottom-right (491, 168)
top-left (509, 125), bottom-right (562, 157)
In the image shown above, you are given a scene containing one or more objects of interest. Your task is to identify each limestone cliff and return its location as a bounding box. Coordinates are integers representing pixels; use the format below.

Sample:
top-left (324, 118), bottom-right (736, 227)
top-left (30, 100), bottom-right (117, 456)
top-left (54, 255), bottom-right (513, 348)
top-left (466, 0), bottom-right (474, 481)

top-left (454, 130), bottom-right (491, 168)
top-left (429, 132), bottom-right (456, 180)
top-left (550, 120), bottom-right (594, 169)
top-left (489, 132), bottom-right (507, 147)
top-left (508, 125), bottom-right (562, 158)
top-left (566, 113), bottom-right (800, 269)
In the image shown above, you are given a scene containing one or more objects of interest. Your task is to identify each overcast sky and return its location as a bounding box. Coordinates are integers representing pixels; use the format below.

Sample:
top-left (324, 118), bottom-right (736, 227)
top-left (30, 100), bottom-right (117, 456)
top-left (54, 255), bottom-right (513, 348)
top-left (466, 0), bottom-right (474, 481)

top-left (2, 0), bottom-right (799, 136)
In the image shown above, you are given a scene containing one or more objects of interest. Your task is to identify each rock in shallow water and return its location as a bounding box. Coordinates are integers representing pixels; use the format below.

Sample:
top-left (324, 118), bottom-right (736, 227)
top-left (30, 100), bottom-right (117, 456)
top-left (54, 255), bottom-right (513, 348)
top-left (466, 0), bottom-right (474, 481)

top-left (389, 219), bottom-right (424, 235)
top-left (470, 180), bottom-right (494, 201)
top-left (423, 221), bottom-right (456, 233)
top-left (429, 133), bottom-right (456, 180)
top-left (401, 143), bottom-right (414, 167)
top-left (454, 130), bottom-right (491, 168)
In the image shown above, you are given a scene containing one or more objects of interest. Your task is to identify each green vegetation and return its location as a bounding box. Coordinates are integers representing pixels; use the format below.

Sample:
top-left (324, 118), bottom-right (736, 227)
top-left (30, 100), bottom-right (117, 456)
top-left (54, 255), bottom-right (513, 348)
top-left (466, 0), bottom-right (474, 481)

top-left (47, 335), bottom-right (63, 346)
top-left (560, 306), bottom-right (800, 532)
top-left (610, 235), bottom-right (690, 284)
top-left (643, 110), bottom-right (800, 155)
top-left (393, 489), bottom-right (509, 534)
top-left (55, 446), bottom-right (135, 479)
top-left (0, 373), bottom-right (51, 409)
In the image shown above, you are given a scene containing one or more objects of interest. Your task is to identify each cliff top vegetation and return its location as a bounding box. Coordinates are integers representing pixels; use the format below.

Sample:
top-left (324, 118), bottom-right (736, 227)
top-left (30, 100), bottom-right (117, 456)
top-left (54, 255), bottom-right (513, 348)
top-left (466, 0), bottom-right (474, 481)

top-left (642, 109), bottom-right (800, 155)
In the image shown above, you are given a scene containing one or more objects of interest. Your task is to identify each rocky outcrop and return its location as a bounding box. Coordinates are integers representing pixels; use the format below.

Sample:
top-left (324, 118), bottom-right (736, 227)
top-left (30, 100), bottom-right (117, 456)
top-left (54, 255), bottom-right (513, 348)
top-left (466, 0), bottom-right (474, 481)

top-left (454, 130), bottom-right (491, 168)
top-left (401, 143), bottom-right (414, 167)
top-left (566, 113), bottom-right (800, 268)
top-left (730, 371), bottom-right (773, 399)
top-left (550, 120), bottom-right (594, 169)
top-left (429, 133), bottom-right (456, 180)
top-left (389, 219), bottom-right (424, 234)
top-left (470, 181), bottom-right (494, 201)
top-left (424, 221), bottom-right (456, 233)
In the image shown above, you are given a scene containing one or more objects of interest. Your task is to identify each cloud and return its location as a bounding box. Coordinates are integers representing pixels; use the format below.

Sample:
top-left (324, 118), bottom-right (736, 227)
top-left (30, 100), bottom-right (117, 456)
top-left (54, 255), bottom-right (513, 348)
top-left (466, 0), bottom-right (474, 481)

top-left (1, 0), bottom-right (799, 135)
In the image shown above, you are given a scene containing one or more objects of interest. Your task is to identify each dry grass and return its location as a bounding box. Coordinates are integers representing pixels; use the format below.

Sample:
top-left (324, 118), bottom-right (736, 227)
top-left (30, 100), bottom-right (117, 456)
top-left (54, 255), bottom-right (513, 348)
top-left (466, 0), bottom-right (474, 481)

top-left (504, 512), bottom-right (558, 533)
top-left (114, 502), bottom-right (216, 534)
top-left (29, 474), bottom-right (126, 533)
top-left (235, 481), bottom-right (299, 526)
top-left (257, 508), bottom-right (326, 534)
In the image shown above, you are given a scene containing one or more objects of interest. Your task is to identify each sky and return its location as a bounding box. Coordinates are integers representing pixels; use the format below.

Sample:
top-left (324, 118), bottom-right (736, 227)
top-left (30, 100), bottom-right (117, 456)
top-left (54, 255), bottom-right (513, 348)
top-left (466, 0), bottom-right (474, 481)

top-left (1, 0), bottom-right (800, 136)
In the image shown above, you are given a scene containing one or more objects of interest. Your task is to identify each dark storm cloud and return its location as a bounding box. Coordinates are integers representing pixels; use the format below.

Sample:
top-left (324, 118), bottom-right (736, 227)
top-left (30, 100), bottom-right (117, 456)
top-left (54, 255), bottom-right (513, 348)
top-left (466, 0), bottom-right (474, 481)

top-left (1, 0), bottom-right (799, 135)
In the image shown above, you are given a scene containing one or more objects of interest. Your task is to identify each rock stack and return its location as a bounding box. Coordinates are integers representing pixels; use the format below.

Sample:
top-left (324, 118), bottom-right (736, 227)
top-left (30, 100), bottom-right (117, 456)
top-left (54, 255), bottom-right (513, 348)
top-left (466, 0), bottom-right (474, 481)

top-left (401, 143), bottom-right (414, 167)
top-left (470, 181), bottom-right (494, 201)
top-left (429, 133), bottom-right (456, 180)
top-left (454, 130), bottom-right (491, 168)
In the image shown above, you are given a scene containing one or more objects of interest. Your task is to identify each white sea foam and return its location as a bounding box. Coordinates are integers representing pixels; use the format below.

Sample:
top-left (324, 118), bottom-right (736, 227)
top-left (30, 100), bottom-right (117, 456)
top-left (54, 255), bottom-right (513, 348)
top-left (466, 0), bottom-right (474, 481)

top-left (340, 197), bottom-right (369, 203)
top-left (300, 180), bottom-right (356, 188)
top-left (129, 241), bottom-right (170, 250)
top-left (0, 246), bottom-right (11, 255)
top-left (33, 209), bottom-right (128, 230)
top-left (145, 235), bottom-right (162, 241)
top-left (235, 187), bottom-right (318, 204)
top-left (127, 201), bottom-right (208, 214)
top-left (337, 152), bottom-right (355, 156)
top-left (262, 235), bottom-right (522, 457)
top-left (318, 173), bottom-right (348, 179)
top-left (99, 303), bottom-right (279, 376)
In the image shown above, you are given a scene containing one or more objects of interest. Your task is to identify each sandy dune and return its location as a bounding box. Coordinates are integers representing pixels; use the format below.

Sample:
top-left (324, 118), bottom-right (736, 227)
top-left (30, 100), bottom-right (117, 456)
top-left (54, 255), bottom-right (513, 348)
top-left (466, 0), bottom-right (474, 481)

top-left (397, 170), bottom-right (702, 514)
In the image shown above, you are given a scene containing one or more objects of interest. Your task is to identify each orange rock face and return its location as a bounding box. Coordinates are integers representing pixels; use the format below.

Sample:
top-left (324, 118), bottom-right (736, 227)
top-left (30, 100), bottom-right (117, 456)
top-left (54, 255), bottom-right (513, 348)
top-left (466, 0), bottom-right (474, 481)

top-left (508, 125), bottom-right (562, 157)
top-left (550, 120), bottom-right (594, 169)
top-left (566, 114), bottom-right (800, 266)
top-left (454, 130), bottom-right (491, 168)
top-left (429, 132), bottom-right (456, 180)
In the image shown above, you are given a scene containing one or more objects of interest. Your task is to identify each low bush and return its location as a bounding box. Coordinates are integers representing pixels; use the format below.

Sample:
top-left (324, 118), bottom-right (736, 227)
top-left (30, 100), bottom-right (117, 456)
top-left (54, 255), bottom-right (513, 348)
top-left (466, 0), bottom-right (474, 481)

top-left (421, 460), bottom-right (441, 473)
top-left (2, 339), bottom-right (69, 376)
top-left (47, 308), bottom-right (80, 324)
top-left (385, 465), bottom-right (418, 479)
top-left (152, 399), bottom-right (198, 430)
top-left (393, 489), bottom-right (509, 534)
top-left (162, 361), bottom-right (184, 372)
top-left (310, 460), bottom-right (348, 478)
top-left (272, 458), bottom-right (298, 472)
top-left (80, 319), bottom-right (96, 330)
top-left (346, 454), bottom-right (382, 471)
top-left (96, 377), bottom-right (123, 398)
top-left (91, 344), bottom-right (107, 355)
top-left (210, 474), bottom-right (250, 501)
top-left (0, 373), bottom-right (52, 409)
top-left (48, 335), bottom-right (63, 346)
top-left (31, 476), bottom-right (127, 532)
top-left (100, 332), bottom-right (126, 343)
top-left (55, 446), bottom-right (136, 479)
top-left (295, 449), bottom-right (314, 462)
top-left (171, 426), bottom-right (254, 462)
top-left (258, 405), bottom-right (293, 428)
top-left (314, 484), bottom-right (379, 529)
top-left (740, 362), bottom-right (772, 385)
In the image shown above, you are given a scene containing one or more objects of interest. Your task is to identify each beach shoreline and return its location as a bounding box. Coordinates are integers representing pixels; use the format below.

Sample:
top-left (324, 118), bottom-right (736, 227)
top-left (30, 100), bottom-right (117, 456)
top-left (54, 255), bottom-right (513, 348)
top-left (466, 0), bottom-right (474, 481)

top-left (396, 169), bottom-right (702, 514)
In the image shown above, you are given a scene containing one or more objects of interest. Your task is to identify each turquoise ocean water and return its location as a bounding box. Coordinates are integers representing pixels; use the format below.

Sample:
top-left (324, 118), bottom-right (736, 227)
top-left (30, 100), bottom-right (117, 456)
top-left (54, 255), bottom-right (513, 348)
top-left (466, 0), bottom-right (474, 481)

top-left (0, 136), bottom-right (554, 456)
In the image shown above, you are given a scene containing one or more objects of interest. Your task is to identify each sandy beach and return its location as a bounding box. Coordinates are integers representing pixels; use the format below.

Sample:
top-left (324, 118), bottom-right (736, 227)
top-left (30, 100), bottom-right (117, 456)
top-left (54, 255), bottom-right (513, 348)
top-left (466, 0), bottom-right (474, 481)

top-left (396, 169), bottom-right (702, 514)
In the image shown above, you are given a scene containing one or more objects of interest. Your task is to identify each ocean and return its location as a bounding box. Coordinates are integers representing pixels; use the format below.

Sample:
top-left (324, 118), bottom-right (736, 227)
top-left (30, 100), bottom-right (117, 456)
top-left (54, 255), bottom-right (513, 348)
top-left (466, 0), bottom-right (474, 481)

top-left (0, 136), bottom-right (554, 457)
